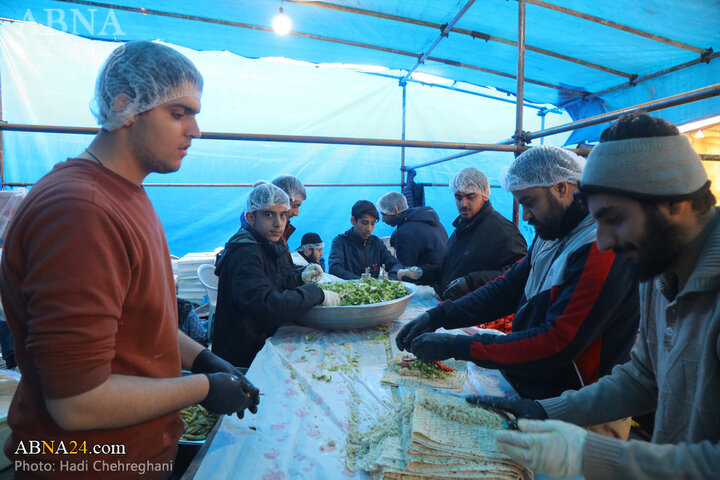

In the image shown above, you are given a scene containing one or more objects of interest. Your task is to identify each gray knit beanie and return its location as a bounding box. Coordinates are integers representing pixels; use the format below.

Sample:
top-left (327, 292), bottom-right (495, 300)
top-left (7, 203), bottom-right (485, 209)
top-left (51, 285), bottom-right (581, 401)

top-left (581, 135), bottom-right (708, 200)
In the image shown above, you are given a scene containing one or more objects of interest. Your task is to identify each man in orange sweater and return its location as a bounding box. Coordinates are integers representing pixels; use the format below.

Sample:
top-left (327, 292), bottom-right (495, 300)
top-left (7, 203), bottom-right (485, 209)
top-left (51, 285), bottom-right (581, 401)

top-left (0, 41), bottom-right (258, 479)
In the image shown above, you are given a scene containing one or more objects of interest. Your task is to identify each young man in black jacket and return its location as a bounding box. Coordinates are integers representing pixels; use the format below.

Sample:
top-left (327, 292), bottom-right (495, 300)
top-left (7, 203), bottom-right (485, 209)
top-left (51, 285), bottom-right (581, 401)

top-left (397, 167), bottom-right (527, 300)
top-left (212, 183), bottom-right (340, 368)
top-left (329, 200), bottom-right (402, 279)
top-left (377, 191), bottom-right (448, 267)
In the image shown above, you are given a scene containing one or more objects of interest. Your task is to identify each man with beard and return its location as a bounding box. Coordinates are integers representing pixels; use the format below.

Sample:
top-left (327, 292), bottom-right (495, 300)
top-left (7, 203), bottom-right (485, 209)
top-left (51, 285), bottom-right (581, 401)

top-left (395, 167), bottom-right (527, 300)
top-left (397, 146), bottom-right (640, 421)
top-left (465, 112), bottom-right (720, 480)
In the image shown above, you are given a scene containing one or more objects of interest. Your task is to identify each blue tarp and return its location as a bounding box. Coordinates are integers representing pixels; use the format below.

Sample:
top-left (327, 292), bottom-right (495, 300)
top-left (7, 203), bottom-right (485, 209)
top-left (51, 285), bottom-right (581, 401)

top-left (0, 22), bottom-right (570, 254)
top-left (1, 0), bottom-right (719, 255)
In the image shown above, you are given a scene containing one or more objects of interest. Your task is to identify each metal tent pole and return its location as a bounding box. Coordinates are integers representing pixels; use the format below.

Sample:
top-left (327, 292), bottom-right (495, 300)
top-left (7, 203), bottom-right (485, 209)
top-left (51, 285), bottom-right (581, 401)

top-left (527, 0), bottom-right (705, 53)
top-left (287, 0), bottom-right (632, 78)
top-left (400, 83), bottom-right (407, 188)
top-left (529, 83), bottom-right (720, 140)
top-left (398, 0), bottom-right (476, 85)
top-left (0, 124), bottom-right (522, 151)
top-left (511, 0), bottom-right (527, 226)
top-left (560, 50), bottom-right (720, 110)
top-left (404, 83), bottom-right (720, 171)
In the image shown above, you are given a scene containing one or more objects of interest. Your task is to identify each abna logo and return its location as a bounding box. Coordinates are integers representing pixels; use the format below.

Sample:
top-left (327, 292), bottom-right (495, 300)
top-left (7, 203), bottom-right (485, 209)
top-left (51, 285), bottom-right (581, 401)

top-left (22, 8), bottom-right (126, 36)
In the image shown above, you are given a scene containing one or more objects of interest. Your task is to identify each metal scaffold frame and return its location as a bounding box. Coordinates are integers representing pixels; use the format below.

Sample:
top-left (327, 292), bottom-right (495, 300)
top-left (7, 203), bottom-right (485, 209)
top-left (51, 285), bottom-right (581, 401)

top-left (1, 0), bottom-right (718, 219)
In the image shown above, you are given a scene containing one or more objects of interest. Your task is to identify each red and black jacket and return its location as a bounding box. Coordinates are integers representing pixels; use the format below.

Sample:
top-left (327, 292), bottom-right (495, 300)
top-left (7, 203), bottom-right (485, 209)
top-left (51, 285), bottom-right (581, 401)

top-left (426, 200), bottom-right (640, 399)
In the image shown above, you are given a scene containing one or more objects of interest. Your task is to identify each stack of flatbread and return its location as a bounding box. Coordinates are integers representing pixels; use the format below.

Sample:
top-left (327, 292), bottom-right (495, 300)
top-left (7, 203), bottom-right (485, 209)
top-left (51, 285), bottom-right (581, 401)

top-left (349, 390), bottom-right (531, 480)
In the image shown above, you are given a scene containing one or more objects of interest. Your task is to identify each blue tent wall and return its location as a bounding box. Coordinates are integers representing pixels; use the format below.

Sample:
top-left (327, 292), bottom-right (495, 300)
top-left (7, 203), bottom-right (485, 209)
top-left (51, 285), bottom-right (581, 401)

top-left (0, 21), bottom-right (569, 256)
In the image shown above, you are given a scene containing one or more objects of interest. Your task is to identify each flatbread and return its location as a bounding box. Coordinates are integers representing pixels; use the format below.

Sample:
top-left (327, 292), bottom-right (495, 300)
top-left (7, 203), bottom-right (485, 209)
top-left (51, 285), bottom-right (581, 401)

top-left (382, 354), bottom-right (468, 390)
top-left (349, 390), bottom-right (531, 480)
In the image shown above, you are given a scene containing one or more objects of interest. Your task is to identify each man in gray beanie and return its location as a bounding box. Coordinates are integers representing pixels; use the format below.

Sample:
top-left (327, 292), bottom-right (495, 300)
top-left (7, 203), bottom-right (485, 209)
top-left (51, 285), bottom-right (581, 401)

top-left (398, 145), bottom-right (639, 423)
top-left (466, 112), bottom-right (720, 480)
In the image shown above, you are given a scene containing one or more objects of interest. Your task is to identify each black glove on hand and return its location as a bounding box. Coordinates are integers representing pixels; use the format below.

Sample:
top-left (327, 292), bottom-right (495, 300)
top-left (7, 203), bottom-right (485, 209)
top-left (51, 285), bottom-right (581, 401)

top-left (395, 313), bottom-right (437, 351)
top-left (410, 332), bottom-right (455, 362)
top-left (465, 394), bottom-right (548, 419)
top-left (192, 349), bottom-right (260, 415)
top-left (442, 276), bottom-right (470, 300)
top-left (201, 373), bottom-right (256, 417)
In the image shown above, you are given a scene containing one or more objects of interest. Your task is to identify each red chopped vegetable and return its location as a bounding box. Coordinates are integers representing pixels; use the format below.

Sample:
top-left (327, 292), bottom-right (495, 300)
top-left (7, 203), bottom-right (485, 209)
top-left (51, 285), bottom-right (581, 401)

top-left (434, 361), bottom-right (454, 372)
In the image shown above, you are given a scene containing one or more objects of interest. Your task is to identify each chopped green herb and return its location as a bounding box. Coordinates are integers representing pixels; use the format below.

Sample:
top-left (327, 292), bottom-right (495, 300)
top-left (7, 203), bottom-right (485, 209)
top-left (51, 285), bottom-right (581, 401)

top-left (320, 279), bottom-right (408, 306)
top-left (312, 373), bottom-right (332, 382)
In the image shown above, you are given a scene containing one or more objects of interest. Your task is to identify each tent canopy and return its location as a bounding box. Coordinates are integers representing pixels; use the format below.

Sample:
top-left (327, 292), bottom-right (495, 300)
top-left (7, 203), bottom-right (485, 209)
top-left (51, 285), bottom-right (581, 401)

top-left (5, 0), bottom-right (719, 129)
top-left (0, 1), bottom-right (719, 255)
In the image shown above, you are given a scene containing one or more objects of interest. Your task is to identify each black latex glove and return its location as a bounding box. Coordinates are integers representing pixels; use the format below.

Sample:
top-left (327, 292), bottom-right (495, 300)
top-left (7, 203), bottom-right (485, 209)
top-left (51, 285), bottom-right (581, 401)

top-left (201, 373), bottom-right (256, 417)
top-left (395, 313), bottom-right (436, 351)
top-left (465, 394), bottom-right (548, 419)
top-left (192, 349), bottom-right (260, 416)
top-left (442, 276), bottom-right (470, 300)
top-left (409, 333), bottom-right (455, 362)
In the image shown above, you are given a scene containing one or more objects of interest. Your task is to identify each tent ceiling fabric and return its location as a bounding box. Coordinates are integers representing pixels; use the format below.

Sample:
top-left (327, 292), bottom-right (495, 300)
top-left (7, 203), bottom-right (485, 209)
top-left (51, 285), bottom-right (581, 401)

top-left (4, 0), bottom-right (719, 122)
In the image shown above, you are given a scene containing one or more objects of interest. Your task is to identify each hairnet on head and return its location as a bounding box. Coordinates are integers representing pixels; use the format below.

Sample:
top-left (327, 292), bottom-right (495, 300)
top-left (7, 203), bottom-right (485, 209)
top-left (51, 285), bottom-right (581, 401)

top-left (501, 145), bottom-right (586, 192)
top-left (376, 192), bottom-right (409, 215)
top-left (272, 174), bottom-right (306, 201)
top-left (450, 168), bottom-right (489, 196)
top-left (246, 183), bottom-right (290, 213)
top-left (92, 41), bottom-right (203, 131)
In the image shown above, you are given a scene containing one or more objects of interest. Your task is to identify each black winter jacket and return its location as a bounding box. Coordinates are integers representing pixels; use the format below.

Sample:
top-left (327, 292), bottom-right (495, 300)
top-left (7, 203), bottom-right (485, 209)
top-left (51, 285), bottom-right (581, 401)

top-left (329, 229), bottom-right (402, 279)
top-left (212, 225), bottom-right (324, 367)
top-left (389, 207), bottom-right (448, 267)
top-left (420, 201), bottom-right (527, 298)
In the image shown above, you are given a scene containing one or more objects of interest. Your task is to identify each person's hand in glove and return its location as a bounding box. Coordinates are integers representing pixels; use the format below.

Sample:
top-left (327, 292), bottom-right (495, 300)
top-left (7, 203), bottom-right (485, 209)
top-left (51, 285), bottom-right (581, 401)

top-left (320, 289), bottom-right (341, 306)
top-left (409, 332), bottom-right (455, 362)
top-left (397, 266), bottom-right (423, 282)
top-left (465, 395), bottom-right (548, 419)
top-left (191, 349), bottom-right (260, 417)
top-left (301, 263), bottom-right (323, 284)
top-left (201, 373), bottom-right (257, 417)
top-left (395, 312), bottom-right (437, 351)
top-left (442, 276), bottom-right (470, 300)
top-left (494, 419), bottom-right (586, 478)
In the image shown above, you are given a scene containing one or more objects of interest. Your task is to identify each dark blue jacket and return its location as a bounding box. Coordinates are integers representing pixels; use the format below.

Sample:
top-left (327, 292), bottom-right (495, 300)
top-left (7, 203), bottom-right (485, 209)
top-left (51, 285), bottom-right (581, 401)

top-left (212, 225), bottom-right (324, 367)
top-left (329, 229), bottom-right (401, 279)
top-left (426, 200), bottom-right (640, 399)
top-left (389, 207), bottom-right (448, 267)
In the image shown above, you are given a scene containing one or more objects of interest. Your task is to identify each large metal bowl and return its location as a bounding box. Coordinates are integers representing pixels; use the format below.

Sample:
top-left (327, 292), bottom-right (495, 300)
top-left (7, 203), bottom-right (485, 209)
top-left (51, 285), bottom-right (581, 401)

top-left (298, 281), bottom-right (418, 330)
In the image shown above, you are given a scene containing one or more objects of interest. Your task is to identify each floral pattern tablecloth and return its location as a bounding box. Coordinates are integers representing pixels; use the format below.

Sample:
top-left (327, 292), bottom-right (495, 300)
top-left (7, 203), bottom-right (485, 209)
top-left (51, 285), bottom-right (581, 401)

top-left (192, 286), bottom-right (517, 480)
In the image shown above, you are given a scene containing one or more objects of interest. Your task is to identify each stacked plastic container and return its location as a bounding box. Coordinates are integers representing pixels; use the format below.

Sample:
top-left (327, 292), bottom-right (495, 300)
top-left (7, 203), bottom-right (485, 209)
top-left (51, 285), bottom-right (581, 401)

top-left (176, 252), bottom-right (219, 305)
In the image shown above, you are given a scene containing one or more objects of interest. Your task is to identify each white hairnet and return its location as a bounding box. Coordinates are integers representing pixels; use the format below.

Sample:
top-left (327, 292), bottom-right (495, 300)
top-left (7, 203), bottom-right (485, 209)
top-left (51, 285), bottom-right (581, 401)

top-left (272, 174), bottom-right (306, 201)
top-left (450, 168), bottom-right (489, 196)
top-left (92, 41), bottom-right (203, 131)
top-left (246, 183), bottom-right (290, 213)
top-left (501, 145), bottom-right (586, 191)
top-left (376, 192), bottom-right (408, 215)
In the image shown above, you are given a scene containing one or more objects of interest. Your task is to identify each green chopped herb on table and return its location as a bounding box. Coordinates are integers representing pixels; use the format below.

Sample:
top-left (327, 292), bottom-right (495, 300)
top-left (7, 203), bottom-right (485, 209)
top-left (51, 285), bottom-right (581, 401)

top-left (400, 359), bottom-right (453, 379)
top-left (312, 373), bottom-right (332, 382)
top-left (319, 279), bottom-right (408, 306)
